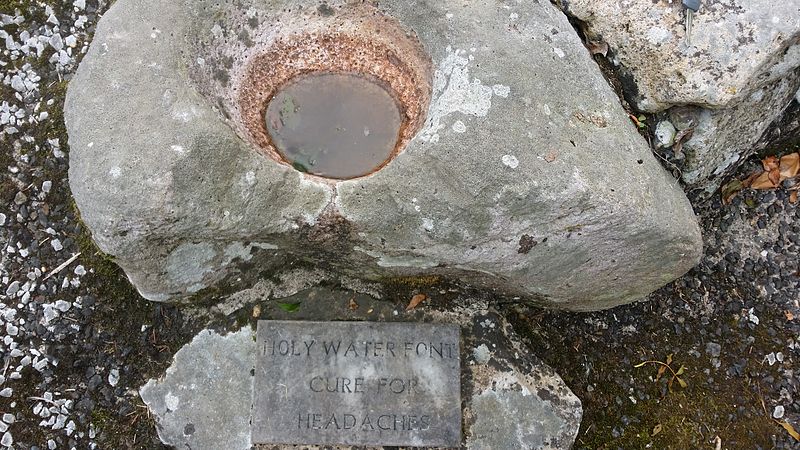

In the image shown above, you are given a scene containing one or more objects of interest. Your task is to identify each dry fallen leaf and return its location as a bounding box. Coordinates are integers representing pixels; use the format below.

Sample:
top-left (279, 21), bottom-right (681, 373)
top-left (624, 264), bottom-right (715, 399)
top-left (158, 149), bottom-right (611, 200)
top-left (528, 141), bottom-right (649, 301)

top-left (252, 304), bottom-right (261, 318)
top-left (751, 171), bottom-right (778, 190)
top-left (791, 191), bottom-right (799, 204)
top-left (742, 171), bottom-right (760, 188)
top-left (781, 152), bottom-right (800, 179)
top-left (586, 40), bottom-right (609, 57)
top-left (776, 420), bottom-right (800, 442)
top-left (348, 297), bottom-right (359, 310)
top-left (544, 150), bottom-right (558, 163)
top-left (656, 364), bottom-right (667, 381)
top-left (763, 155), bottom-right (780, 172)
top-left (768, 168), bottom-right (782, 186)
top-left (652, 424), bottom-right (663, 436)
top-left (786, 310), bottom-right (795, 321)
top-left (406, 294), bottom-right (428, 311)
top-left (746, 152), bottom-right (800, 191)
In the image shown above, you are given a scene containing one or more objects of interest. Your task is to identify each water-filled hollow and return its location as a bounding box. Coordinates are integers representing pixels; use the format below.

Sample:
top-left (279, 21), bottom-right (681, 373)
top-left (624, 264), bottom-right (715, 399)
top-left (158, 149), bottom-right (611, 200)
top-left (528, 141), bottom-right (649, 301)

top-left (265, 72), bottom-right (403, 180)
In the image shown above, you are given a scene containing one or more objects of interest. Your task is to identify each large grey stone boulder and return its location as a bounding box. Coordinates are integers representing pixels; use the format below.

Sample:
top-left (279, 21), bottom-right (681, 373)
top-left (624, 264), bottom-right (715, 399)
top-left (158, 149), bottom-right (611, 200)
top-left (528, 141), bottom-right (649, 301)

top-left (65, 0), bottom-right (702, 311)
top-left (559, 0), bottom-right (800, 190)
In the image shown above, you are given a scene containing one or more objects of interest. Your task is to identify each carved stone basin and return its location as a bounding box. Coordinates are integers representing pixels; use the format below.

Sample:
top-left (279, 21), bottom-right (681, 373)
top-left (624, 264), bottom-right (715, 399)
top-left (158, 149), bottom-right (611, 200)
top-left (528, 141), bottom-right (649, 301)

top-left (65, 0), bottom-right (703, 310)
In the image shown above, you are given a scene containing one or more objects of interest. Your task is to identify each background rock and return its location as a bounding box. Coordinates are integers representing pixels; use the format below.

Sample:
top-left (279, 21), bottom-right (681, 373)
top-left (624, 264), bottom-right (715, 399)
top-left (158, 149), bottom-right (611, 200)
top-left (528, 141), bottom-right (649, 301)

top-left (559, 0), bottom-right (800, 191)
top-left (66, 0), bottom-right (702, 311)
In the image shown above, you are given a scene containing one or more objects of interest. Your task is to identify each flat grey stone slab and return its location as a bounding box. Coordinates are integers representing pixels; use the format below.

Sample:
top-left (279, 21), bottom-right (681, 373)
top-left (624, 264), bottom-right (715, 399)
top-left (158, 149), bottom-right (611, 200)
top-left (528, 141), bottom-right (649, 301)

top-left (139, 328), bottom-right (256, 449)
top-left (252, 320), bottom-right (461, 448)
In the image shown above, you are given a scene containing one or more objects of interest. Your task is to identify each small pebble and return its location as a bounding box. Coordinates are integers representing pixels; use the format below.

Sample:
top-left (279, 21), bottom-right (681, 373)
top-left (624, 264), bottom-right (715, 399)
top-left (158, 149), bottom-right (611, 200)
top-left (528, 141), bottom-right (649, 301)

top-left (0, 432), bottom-right (12, 447)
top-left (14, 191), bottom-right (27, 205)
top-left (655, 120), bottom-right (677, 148)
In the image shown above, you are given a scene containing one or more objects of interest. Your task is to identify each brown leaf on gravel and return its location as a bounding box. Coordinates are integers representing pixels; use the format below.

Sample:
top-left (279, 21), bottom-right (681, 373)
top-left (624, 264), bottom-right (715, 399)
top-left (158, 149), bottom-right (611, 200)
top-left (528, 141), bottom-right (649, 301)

top-left (791, 191), bottom-right (799, 204)
top-left (656, 364), bottom-right (667, 381)
top-left (747, 152), bottom-right (800, 191)
top-left (406, 294), bottom-right (428, 311)
top-left (769, 168), bottom-right (782, 186)
top-left (776, 420), bottom-right (800, 441)
top-left (763, 155), bottom-right (780, 172)
top-left (348, 297), bottom-right (359, 310)
top-left (741, 171), bottom-right (760, 188)
top-left (545, 150), bottom-right (558, 163)
top-left (780, 152), bottom-right (800, 179)
top-left (751, 171), bottom-right (778, 190)
top-left (786, 310), bottom-right (795, 321)
top-left (586, 40), bottom-right (609, 57)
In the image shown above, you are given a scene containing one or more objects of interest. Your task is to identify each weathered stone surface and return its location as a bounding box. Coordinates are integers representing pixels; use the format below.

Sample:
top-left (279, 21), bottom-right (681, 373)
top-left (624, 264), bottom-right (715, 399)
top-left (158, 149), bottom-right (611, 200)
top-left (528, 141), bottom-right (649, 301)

top-left (463, 312), bottom-right (582, 450)
top-left (139, 328), bottom-right (255, 450)
top-left (139, 289), bottom-right (582, 449)
top-left (559, 0), bottom-right (800, 189)
top-left (252, 321), bottom-right (461, 447)
top-left (66, 0), bottom-right (702, 311)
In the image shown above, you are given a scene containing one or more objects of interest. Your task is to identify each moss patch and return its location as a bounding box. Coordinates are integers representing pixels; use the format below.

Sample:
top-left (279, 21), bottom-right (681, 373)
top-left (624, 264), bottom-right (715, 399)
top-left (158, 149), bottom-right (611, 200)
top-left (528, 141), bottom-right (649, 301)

top-left (508, 296), bottom-right (781, 449)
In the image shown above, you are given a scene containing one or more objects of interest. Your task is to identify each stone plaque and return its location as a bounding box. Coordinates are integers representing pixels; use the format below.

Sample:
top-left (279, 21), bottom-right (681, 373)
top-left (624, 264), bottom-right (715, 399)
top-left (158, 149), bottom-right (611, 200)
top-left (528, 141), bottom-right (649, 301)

top-left (252, 320), bottom-right (462, 447)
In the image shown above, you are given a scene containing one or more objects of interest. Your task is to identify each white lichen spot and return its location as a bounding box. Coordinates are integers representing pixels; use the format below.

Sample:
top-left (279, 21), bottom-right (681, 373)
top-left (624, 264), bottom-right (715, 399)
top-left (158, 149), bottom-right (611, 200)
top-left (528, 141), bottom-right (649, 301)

top-left (170, 145), bottom-right (185, 154)
top-left (421, 218), bottom-right (435, 232)
top-left (164, 392), bottom-right (180, 412)
top-left (451, 120), bottom-right (467, 133)
top-left (420, 47), bottom-right (503, 143)
top-left (108, 166), bottom-right (122, 178)
top-left (542, 104), bottom-right (551, 116)
top-left (553, 47), bottom-right (565, 58)
top-left (172, 108), bottom-right (199, 123)
top-left (492, 84), bottom-right (510, 98)
top-left (646, 26), bottom-right (673, 45)
top-left (501, 155), bottom-right (519, 169)
top-left (244, 171), bottom-right (256, 186)
top-left (211, 24), bottom-right (224, 39)
top-left (509, 12), bottom-right (519, 20)
top-left (473, 344), bottom-right (492, 365)
top-left (166, 242), bottom-right (217, 285)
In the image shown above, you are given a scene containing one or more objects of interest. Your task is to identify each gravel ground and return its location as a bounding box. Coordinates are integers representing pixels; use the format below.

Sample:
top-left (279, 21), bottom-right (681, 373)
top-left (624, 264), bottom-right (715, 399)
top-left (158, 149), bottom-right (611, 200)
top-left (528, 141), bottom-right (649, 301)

top-left (1, 1), bottom-right (799, 449)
